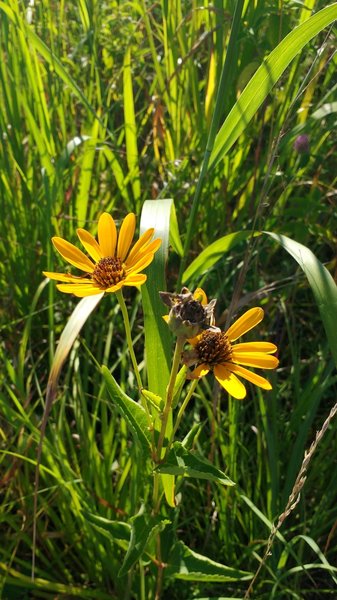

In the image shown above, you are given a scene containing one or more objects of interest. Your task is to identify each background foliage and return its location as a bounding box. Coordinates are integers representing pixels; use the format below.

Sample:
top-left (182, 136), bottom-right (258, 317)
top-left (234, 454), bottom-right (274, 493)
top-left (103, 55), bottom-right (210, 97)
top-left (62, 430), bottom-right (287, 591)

top-left (1, 0), bottom-right (337, 598)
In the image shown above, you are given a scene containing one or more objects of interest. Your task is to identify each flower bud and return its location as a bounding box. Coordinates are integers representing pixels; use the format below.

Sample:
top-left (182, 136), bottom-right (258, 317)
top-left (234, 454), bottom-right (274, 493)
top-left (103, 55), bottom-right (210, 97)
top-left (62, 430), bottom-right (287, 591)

top-left (293, 134), bottom-right (310, 154)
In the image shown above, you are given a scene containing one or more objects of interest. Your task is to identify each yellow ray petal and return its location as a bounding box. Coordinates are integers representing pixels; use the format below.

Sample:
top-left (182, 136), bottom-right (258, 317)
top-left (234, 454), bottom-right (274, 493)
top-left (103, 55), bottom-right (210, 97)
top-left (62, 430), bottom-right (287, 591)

top-left (52, 237), bottom-right (95, 272)
top-left (233, 342), bottom-right (277, 354)
top-left (223, 362), bottom-right (272, 390)
top-left (190, 364), bottom-right (210, 379)
top-left (226, 307), bottom-right (264, 341)
top-left (77, 228), bottom-right (102, 262)
top-left (56, 283), bottom-right (103, 297)
top-left (125, 228), bottom-right (154, 264)
top-left (214, 364), bottom-right (246, 399)
top-left (231, 352), bottom-right (279, 369)
top-left (43, 271), bottom-right (93, 283)
top-left (123, 274), bottom-right (147, 286)
top-left (104, 280), bottom-right (125, 293)
top-left (98, 213), bottom-right (117, 257)
top-left (188, 333), bottom-right (203, 347)
top-left (125, 252), bottom-right (155, 275)
top-left (193, 288), bottom-right (208, 305)
top-left (117, 213), bottom-right (136, 261)
top-left (125, 237), bottom-right (161, 268)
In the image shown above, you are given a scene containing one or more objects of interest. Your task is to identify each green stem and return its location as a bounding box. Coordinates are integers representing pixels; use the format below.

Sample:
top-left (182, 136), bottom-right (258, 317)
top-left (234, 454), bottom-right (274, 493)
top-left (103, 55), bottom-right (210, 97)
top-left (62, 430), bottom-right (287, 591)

top-left (156, 336), bottom-right (185, 462)
top-left (167, 379), bottom-right (198, 453)
top-left (116, 289), bottom-right (143, 392)
top-left (177, 0), bottom-right (245, 288)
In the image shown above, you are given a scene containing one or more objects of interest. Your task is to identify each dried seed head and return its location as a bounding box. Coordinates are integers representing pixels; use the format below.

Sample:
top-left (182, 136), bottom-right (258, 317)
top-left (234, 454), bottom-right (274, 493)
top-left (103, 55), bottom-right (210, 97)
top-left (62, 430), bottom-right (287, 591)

top-left (159, 287), bottom-right (218, 338)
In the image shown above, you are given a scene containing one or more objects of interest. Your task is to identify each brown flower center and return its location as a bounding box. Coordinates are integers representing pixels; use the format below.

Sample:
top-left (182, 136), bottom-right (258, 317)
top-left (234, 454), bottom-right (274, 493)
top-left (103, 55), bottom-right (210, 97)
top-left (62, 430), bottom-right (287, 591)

top-left (195, 331), bottom-right (232, 366)
top-left (92, 257), bottom-right (126, 288)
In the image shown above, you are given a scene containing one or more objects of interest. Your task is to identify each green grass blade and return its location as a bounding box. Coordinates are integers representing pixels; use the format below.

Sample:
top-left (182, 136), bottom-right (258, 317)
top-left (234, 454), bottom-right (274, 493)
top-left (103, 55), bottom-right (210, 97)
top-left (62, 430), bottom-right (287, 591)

top-left (265, 232), bottom-right (337, 368)
top-left (210, 3), bottom-right (337, 168)
top-left (140, 199), bottom-right (173, 399)
top-left (183, 231), bottom-right (261, 283)
top-left (123, 46), bottom-right (140, 208)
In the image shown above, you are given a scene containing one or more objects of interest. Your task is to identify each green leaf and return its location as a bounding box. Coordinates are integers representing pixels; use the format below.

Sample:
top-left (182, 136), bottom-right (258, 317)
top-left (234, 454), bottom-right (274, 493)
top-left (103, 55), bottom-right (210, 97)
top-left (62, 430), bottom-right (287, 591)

top-left (140, 199), bottom-right (173, 399)
top-left (169, 202), bottom-right (184, 257)
top-left (102, 366), bottom-right (152, 455)
top-left (166, 541), bottom-right (252, 581)
top-left (82, 510), bottom-right (130, 550)
top-left (183, 231), bottom-right (261, 283)
top-left (209, 4), bottom-right (337, 168)
top-left (75, 118), bottom-right (100, 226)
top-left (182, 422), bottom-right (204, 450)
top-left (123, 46), bottom-right (140, 206)
top-left (265, 232), bottom-right (337, 368)
top-left (155, 442), bottom-right (235, 486)
top-left (118, 507), bottom-right (170, 577)
top-left (141, 389), bottom-right (164, 412)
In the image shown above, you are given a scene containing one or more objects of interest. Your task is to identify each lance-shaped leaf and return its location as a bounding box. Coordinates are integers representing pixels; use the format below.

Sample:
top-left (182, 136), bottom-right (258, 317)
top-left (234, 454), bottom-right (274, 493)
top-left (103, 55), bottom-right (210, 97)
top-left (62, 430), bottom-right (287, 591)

top-left (183, 231), bottom-right (261, 283)
top-left (155, 442), bottom-right (235, 486)
top-left (118, 507), bottom-right (170, 577)
top-left (102, 366), bottom-right (152, 455)
top-left (82, 510), bottom-right (131, 551)
top-left (166, 541), bottom-right (252, 581)
top-left (265, 232), bottom-right (337, 369)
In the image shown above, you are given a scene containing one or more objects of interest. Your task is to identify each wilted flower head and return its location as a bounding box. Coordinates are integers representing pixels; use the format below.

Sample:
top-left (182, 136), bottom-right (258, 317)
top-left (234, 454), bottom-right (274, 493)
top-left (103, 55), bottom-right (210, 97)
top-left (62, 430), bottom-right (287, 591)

top-left (160, 287), bottom-right (218, 338)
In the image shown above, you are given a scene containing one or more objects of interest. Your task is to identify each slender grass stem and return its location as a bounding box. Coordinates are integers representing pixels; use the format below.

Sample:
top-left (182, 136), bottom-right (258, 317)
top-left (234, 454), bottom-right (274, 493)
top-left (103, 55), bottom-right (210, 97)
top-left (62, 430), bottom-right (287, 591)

top-left (167, 379), bottom-right (198, 452)
top-left (156, 336), bottom-right (185, 462)
top-left (116, 290), bottom-right (143, 392)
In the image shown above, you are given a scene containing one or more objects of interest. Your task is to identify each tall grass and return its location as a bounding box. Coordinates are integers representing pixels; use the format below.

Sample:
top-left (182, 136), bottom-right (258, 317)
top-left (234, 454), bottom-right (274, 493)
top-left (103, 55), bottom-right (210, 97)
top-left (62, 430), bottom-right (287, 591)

top-left (1, 0), bottom-right (337, 598)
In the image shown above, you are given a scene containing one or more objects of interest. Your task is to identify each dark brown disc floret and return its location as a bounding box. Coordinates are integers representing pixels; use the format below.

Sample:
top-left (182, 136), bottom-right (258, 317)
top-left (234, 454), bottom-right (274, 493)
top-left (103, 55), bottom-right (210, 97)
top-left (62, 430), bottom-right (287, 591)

top-left (195, 331), bottom-right (232, 367)
top-left (92, 257), bottom-right (126, 288)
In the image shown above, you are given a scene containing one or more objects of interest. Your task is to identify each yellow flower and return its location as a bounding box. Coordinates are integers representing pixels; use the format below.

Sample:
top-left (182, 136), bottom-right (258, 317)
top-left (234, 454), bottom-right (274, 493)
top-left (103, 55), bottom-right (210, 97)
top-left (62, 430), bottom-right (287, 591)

top-left (183, 307), bottom-right (279, 400)
top-left (43, 212), bottom-right (161, 297)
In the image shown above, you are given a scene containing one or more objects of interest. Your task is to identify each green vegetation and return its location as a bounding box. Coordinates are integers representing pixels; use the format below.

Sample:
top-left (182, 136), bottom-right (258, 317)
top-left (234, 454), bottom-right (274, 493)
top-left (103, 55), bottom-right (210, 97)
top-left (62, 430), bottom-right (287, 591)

top-left (1, 1), bottom-right (337, 598)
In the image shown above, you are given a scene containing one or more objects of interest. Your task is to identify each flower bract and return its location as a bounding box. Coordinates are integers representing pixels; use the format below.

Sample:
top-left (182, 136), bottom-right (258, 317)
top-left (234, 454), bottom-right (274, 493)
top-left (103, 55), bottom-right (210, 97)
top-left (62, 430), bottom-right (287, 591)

top-left (43, 213), bottom-right (161, 297)
top-left (183, 307), bottom-right (279, 400)
top-left (160, 287), bottom-right (218, 338)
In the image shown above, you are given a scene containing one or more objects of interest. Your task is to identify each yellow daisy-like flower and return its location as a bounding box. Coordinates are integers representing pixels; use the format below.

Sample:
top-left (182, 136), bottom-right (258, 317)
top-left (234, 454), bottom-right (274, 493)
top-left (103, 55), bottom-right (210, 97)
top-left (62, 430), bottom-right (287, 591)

top-left (43, 212), bottom-right (161, 297)
top-left (183, 307), bottom-right (279, 400)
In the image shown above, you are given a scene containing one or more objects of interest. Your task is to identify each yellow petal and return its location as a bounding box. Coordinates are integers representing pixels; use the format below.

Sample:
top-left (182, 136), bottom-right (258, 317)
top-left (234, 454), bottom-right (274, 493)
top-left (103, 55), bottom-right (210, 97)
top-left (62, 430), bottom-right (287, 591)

top-left (125, 228), bottom-right (154, 264)
top-left (125, 237), bottom-right (161, 268)
top-left (188, 333), bottom-right (203, 347)
top-left (123, 274), bottom-right (147, 286)
top-left (56, 283), bottom-right (103, 297)
top-left (104, 280), bottom-right (125, 293)
top-left (52, 237), bottom-right (95, 272)
top-left (214, 364), bottom-right (246, 399)
top-left (231, 352), bottom-right (279, 369)
top-left (43, 271), bottom-right (92, 283)
top-left (125, 252), bottom-right (155, 275)
top-left (77, 228), bottom-right (102, 262)
top-left (117, 213), bottom-right (136, 261)
top-left (222, 362), bottom-right (272, 390)
top-left (193, 288), bottom-right (208, 305)
top-left (190, 364), bottom-right (210, 379)
top-left (233, 342), bottom-right (277, 354)
top-left (226, 307), bottom-right (264, 341)
top-left (98, 213), bottom-right (117, 257)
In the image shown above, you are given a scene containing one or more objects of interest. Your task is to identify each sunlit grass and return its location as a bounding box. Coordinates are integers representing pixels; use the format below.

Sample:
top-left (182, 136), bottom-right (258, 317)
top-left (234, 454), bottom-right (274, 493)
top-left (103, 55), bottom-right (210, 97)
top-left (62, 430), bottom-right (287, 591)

top-left (1, 0), bottom-right (337, 598)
